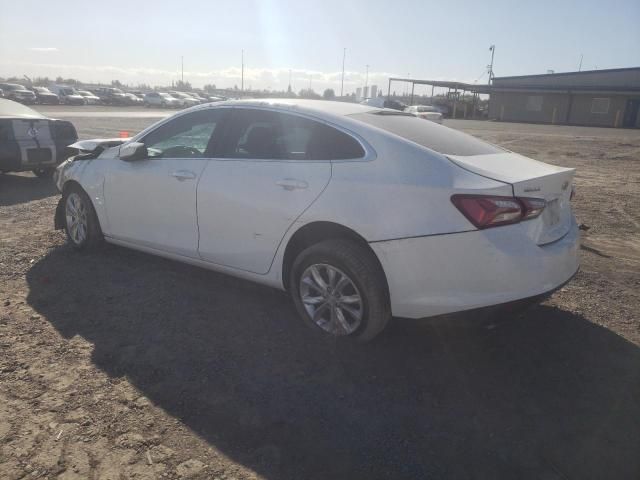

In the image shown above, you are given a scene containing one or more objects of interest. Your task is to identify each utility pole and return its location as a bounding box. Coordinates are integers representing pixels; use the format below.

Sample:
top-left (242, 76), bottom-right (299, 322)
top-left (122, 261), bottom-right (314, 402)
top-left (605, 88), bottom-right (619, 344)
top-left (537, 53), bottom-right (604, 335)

top-left (241, 49), bottom-right (244, 92)
top-left (365, 64), bottom-right (370, 90)
top-left (288, 69), bottom-right (292, 93)
top-left (181, 56), bottom-right (184, 83)
top-left (488, 45), bottom-right (495, 84)
top-left (340, 48), bottom-right (346, 97)
top-left (578, 53), bottom-right (583, 72)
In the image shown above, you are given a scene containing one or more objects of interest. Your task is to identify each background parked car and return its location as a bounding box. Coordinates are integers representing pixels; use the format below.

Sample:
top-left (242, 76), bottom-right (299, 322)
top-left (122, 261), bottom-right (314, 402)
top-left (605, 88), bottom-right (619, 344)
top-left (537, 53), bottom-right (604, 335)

top-left (187, 92), bottom-right (207, 103)
top-left (124, 92), bottom-right (143, 105)
top-left (92, 87), bottom-right (127, 105)
top-left (405, 105), bottom-right (443, 124)
top-left (0, 83), bottom-right (37, 104)
top-left (31, 86), bottom-right (60, 105)
top-left (77, 90), bottom-right (101, 105)
top-left (143, 92), bottom-right (181, 108)
top-left (48, 85), bottom-right (86, 105)
top-left (0, 98), bottom-right (77, 177)
top-left (168, 91), bottom-right (200, 108)
top-left (361, 97), bottom-right (407, 111)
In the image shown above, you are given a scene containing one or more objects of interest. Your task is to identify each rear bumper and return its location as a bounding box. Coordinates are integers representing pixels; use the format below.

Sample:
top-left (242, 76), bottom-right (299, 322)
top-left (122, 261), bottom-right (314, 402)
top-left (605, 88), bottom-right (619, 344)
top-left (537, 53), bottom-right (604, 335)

top-left (0, 140), bottom-right (75, 172)
top-left (371, 219), bottom-right (580, 319)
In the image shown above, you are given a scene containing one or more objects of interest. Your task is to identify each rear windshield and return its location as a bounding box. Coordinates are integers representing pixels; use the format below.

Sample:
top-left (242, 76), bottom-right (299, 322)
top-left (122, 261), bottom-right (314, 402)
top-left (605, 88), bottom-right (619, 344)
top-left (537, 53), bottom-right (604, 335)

top-left (350, 111), bottom-right (503, 156)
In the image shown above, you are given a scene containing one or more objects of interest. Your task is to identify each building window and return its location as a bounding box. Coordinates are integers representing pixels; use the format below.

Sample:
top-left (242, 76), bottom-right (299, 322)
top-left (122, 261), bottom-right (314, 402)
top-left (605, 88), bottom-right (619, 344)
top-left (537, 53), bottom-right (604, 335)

top-left (591, 98), bottom-right (610, 114)
top-left (525, 95), bottom-right (543, 112)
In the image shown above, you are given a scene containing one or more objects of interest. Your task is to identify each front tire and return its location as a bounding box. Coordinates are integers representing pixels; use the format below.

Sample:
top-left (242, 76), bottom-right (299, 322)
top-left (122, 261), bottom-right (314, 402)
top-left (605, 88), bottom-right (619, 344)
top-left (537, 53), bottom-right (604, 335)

top-left (62, 185), bottom-right (103, 251)
top-left (290, 239), bottom-right (390, 342)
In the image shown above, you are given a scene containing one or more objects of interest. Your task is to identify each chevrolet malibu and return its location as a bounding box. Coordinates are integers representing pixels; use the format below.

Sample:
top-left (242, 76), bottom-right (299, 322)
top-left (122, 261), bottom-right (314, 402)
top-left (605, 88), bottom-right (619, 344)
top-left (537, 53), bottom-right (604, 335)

top-left (53, 99), bottom-right (579, 342)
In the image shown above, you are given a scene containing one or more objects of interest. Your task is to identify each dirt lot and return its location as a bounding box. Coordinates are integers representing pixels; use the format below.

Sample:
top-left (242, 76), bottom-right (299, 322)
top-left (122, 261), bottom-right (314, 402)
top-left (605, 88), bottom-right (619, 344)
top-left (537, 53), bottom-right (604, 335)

top-left (1, 111), bottom-right (639, 479)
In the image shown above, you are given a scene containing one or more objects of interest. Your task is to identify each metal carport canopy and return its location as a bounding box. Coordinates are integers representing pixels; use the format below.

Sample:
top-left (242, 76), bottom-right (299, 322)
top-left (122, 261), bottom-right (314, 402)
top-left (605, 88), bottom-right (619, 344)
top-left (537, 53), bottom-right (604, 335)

top-left (387, 78), bottom-right (492, 96)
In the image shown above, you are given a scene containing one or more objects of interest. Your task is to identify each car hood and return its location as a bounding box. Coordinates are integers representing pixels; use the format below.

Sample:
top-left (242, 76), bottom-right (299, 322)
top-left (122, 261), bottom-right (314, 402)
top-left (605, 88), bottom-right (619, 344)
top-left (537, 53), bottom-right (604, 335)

top-left (69, 138), bottom-right (129, 152)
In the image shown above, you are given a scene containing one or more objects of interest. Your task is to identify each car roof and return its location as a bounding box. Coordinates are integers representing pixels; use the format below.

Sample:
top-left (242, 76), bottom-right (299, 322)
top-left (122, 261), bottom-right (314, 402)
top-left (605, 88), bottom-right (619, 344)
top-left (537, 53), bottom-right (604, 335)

top-left (207, 98), bottom-right (382, 117)
top-left (0, 98), bottom-right (47, 119)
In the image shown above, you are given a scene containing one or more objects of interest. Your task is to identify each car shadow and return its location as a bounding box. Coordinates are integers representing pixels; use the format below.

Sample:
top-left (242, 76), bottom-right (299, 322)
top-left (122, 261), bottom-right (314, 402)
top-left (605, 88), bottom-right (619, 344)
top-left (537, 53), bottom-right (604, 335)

top-left (0, 172), bottom-right (58, 206)
top-left (26, 244), bottom-right (640, 480)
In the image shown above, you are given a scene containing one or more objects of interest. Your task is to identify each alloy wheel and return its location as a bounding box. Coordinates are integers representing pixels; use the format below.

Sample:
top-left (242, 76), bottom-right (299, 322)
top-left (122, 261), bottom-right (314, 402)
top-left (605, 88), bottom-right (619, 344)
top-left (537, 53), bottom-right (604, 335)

top-left (299, 263), bottom-right (364, 336)
top-left (65, 192), bottom-right (88, 245)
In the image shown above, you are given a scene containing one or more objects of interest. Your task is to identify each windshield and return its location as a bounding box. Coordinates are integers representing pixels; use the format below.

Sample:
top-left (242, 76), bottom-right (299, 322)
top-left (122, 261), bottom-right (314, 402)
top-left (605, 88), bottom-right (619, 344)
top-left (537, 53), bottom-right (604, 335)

top-left (160, 93), bottom-right (172, 98)
top-left (78, 91), bottom-right (91, 96)
top-left (110, 88), bottom-right (124, 94)
top-left (351, 111), bottom-right (503, 156)
top-left (62, 88), bottom-right (77, 95)
top-left (35, 87), bottom-right (50, 93)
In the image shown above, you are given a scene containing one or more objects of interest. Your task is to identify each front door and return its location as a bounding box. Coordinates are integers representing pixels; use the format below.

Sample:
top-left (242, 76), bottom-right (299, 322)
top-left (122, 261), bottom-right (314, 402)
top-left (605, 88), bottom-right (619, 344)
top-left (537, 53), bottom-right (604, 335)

top-left (103, 109), bottom-right (225, 257)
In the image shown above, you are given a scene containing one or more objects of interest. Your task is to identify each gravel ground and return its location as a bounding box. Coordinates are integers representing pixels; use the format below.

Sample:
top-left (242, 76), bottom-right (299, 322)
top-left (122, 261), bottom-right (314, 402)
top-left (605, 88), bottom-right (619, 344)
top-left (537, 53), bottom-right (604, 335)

top-left (1, 111), bottom-right (639, 480)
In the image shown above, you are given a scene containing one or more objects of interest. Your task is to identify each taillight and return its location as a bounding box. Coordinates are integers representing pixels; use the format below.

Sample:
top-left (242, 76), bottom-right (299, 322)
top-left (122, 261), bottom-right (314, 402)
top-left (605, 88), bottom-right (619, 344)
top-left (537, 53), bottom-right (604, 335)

top-left (520, 197), bottom-right (546, 220)
top-left (451, 194), bottom-right (546, 229)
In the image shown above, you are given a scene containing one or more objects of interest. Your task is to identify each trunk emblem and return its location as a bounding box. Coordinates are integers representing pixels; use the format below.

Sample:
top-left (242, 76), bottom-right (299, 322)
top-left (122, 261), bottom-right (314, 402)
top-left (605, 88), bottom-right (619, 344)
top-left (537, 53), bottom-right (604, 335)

top-left (27, 126), bottom-right (39, 139)
top-left (524, 186), bottom-right (541, 193)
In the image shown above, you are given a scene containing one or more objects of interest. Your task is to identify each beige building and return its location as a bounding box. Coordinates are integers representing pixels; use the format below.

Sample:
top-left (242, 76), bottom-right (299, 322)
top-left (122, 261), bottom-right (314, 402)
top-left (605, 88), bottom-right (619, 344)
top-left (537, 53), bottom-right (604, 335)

top-left (488, 67), bottom-right (640, 128)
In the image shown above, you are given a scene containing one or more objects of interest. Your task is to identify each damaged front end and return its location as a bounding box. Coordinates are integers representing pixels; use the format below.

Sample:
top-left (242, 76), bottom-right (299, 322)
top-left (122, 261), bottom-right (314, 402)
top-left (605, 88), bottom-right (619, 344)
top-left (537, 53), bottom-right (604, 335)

top-left (54, 137), bottom-right (129, 230)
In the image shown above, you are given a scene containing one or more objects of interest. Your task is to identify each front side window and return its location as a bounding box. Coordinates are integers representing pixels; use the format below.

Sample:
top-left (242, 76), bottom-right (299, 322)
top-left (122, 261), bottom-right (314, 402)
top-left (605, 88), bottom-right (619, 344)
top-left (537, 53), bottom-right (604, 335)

top-left (141, 109), bottom-right (225, 158)
top-left (220, 109), bottom-right (365, 160)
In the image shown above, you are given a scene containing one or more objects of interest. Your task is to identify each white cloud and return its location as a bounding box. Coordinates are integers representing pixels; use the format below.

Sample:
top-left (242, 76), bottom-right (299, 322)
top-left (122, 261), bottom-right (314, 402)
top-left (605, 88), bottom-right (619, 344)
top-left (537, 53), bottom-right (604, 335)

top-left (28, 47), bottom-right (59, 52)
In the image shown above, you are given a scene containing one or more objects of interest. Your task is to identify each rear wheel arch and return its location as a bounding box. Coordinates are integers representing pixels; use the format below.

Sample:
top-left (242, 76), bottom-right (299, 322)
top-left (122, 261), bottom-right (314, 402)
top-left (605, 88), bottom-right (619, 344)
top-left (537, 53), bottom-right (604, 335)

top-left (281, 221), bottom-right (389, 296)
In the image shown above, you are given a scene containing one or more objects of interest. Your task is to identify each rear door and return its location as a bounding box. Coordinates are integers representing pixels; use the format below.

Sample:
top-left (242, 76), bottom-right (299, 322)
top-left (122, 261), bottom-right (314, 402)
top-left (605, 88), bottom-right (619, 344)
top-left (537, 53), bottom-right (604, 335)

top-left (197, 108), bottom-right (363, 274)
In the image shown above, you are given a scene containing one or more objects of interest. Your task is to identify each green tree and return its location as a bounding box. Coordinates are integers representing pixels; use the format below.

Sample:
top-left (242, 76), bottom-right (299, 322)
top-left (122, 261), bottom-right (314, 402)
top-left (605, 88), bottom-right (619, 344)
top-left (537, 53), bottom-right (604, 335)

top-left (323, 88), bottom-right (335, 100)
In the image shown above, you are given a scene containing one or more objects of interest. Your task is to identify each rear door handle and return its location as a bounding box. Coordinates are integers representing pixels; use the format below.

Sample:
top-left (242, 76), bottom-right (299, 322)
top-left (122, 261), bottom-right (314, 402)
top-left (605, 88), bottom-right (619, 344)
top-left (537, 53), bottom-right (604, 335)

top-left (170, 169), bottom-right (197, 181)
top-left (276, 178), bottom-right (308, 191)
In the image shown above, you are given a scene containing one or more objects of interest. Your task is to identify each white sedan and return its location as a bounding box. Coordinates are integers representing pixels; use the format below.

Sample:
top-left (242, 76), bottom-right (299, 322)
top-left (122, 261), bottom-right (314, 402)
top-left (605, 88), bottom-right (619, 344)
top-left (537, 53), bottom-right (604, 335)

top-left (53, 99), bottom-right (579, 342)
top-left (405, 105), bottom-right (443, 123)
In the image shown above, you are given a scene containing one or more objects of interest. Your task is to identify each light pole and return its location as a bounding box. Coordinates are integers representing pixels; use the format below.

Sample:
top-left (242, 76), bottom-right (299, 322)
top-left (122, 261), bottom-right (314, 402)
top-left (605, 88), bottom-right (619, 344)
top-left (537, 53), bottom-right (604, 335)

top-left (340, 48), bottom-right (346, 97)
top-left (288, 69), bottom-right (292, 93)
top-left (365, 64), bottom-right (370, 90)
top-left (241, 49), bottom-right (244, 92)
top-left (181, 56), bottom-right (184, 83)
top-left (488, 45), bottom-right (495, 84)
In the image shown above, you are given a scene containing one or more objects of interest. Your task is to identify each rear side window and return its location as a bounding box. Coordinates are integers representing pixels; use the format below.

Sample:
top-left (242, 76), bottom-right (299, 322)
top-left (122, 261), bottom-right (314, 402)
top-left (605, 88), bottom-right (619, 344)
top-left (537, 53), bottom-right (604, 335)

top-left (350, 111), bottom-right (502, 156)
top-left (220, 109), bottom-right (365, 160)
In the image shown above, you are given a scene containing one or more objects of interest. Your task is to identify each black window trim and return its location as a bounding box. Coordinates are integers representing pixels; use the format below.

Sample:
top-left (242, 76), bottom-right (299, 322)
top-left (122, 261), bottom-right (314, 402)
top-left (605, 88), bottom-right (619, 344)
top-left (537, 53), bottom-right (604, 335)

top-left (129, 105), bottom-right (376, 163)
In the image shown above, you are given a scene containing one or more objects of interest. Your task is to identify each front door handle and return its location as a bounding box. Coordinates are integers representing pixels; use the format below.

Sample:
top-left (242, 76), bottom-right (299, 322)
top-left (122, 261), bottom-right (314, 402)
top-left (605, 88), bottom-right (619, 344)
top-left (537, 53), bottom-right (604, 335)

top-left (276, 178), bottom-right (308, 191)
top-left (170, 170), bottom-right (197, 181)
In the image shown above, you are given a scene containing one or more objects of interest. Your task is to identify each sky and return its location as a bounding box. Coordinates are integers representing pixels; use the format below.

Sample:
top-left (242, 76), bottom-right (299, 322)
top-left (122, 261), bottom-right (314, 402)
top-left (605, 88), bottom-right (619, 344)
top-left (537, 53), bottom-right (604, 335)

top-left (1, 0), bottom-right (638, 94)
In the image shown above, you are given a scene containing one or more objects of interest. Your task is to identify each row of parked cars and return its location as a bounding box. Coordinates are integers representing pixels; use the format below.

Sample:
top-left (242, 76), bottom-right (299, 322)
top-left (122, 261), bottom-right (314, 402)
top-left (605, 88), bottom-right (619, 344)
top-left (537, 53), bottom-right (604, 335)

top-left (0, 83), bottom-right (223, 108)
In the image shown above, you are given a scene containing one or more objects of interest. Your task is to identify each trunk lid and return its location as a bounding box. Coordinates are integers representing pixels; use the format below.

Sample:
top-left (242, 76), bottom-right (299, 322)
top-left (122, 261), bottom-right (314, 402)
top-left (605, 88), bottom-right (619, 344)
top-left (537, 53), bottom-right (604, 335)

top-left (447, 152), bottom-right (575, 245)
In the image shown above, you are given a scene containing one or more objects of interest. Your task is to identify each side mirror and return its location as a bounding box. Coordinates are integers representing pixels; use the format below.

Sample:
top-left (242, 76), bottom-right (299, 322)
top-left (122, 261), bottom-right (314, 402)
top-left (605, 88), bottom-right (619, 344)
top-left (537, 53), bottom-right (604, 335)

top-left (120, 142), bottom-right (148, 161)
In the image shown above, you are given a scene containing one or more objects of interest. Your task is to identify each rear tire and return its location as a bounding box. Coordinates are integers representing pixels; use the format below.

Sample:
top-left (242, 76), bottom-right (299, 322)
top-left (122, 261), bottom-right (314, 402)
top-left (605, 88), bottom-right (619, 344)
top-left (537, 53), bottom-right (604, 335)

top-left (62, 185), bottom-right (103, 251)
top-left (32, 168), bottom-right (55, 178)
top-left (290, 239), bottom-right (390, 342)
